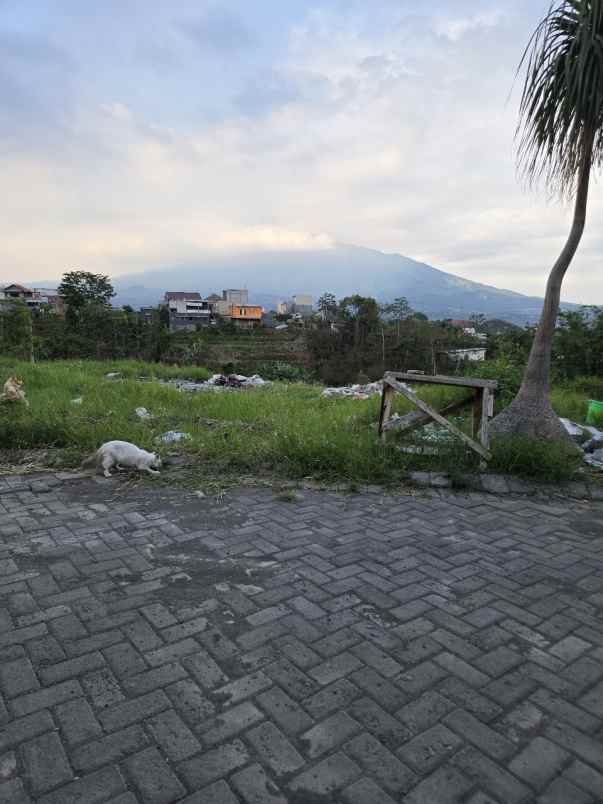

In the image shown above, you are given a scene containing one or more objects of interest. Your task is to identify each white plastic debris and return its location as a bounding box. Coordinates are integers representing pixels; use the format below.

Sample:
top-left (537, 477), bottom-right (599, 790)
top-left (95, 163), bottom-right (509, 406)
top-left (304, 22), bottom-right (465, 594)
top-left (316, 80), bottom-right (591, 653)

top-left (104, 372), bottom-right (122, 380)
top-left (135, 407), bottom-right (153, 420)
top-left (321, 381), bottom-right (383, 399)
top-left (168, 373), bottom-right (269, 392)
top-left (584, 448), bottom-right (603, 470)
top-left (70, 397), bottom-right (83, 405)
top-left (157, 430), bottom-right (191, 444)
top-left (560, 418), bottom-right (585, 441)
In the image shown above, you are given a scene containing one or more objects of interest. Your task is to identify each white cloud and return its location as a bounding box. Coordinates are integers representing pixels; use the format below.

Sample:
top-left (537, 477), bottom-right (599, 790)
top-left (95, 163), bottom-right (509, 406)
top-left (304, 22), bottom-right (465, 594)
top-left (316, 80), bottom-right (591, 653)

top-left (1, 0), bottom-right (602, 305)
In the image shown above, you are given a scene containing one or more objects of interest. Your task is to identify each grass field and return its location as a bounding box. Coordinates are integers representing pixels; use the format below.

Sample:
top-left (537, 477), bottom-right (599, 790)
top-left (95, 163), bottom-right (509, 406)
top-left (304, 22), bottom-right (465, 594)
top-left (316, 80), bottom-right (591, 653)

top-left (0, 358), bottom-right (595, 485)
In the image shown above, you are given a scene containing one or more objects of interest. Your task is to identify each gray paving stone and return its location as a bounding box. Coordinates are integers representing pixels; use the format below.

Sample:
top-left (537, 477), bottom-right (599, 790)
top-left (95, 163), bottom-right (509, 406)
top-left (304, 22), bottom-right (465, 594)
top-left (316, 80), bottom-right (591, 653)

top-left (341, 776), bottom-right (397, 804)
top-left (21, 731), bottom-right (73, 794)
top-left (55, 697), bottom-right (102, 746)
top-left (345, 731), bottom-right (416, 793)
top-left (37, 765), bottom-right (126, 804)
top-left (1, 474), bottom-right (602, 804)
top-left (71, 724), bottom-right (149, 772)
top-left (301, 711), bottom-right (361, 758)
top-left (246, 721), bottom-right (304, 775)
top-left (145, 709), bottom-right (201, 761)
top-left (289, 751), bottom-right (361, 796)
top-left (179, 739), bottom-right (250, 788)
top-left (124, 746), bottom-right (186, 804)
top-left (180, 780), bottom-right (239, 804)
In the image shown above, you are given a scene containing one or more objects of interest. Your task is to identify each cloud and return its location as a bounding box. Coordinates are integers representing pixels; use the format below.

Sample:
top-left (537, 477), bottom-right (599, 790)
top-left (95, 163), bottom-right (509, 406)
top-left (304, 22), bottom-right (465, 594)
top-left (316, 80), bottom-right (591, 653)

top-left (0, 31), bottom-right (75, 146)
top-left (178, 8), bottom-right (256, 54)
top-left (1, 0), bottom-right (602, 305)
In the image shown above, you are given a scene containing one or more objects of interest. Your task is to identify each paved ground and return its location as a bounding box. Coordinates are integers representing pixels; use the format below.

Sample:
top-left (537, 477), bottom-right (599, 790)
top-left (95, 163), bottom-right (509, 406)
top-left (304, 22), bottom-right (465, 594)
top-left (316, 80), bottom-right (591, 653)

top-left (1, 474), bottom-right (603, 804)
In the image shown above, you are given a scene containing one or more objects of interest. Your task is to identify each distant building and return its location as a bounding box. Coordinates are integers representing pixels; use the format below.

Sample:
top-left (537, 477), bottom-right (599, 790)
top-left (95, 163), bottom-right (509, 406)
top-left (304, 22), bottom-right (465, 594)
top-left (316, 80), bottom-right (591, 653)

top-left (446, 347), bottom-right (487, 363)
top-left (292, 294), bottom-right (313, 316)
top-left (278, 294), bottom-right (313, 317)
top-left (140, 306), bottom-right (160, 323)
top-left (0, 284), bottom-right (64, 315)
top-left (164, 291), bottom-right (215, 331)
top-left (229, 304), bottom-right (263, 329)
top-left (213, 289), bottom-right (248, 316)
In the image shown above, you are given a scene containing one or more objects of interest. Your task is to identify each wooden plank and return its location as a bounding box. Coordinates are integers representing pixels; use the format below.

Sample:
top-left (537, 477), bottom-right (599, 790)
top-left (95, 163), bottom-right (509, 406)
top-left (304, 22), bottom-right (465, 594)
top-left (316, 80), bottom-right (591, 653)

top-left (480, 387), bottom-right (491, 450)
top-left (383, 395), bottom-right (475, 434)
top-left (378, 384), bottom-right (395, 441)
top-left (472, 390), bottom-right (482, 441)
top-left (384, 372), bottom-right (498, 391)
top-left (384, 376), bottom-right (492, 461)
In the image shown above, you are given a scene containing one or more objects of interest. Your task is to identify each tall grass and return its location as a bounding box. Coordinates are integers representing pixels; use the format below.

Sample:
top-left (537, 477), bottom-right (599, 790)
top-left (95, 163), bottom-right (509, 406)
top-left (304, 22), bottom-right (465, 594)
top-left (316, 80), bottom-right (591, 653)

top-left (0, 358), bottom-right (596, 484)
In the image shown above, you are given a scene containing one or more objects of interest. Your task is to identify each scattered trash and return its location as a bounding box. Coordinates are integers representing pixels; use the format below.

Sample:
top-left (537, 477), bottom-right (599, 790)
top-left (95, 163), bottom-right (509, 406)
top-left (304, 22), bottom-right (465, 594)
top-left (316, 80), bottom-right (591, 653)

top-left (135, 407), bottom-right (153, 420)
top-left (584, 433), bottom-right (603, 453)
top-left (104, 372), bottom-right (122, 380)
top-left (560, 417), bottom-right (585, 441)
top-left (157, 431), bottom-right (192, 444)
top-left (70, 397), bottom-right (83, 406)
top-left (584, 449), bottom-right (603, 470)
top-left (167, 373), bottom-right (269, 393)
top-left (556, 418), bottom-right (603, 471)
top-left (322, 381), bottom-right (383, 400)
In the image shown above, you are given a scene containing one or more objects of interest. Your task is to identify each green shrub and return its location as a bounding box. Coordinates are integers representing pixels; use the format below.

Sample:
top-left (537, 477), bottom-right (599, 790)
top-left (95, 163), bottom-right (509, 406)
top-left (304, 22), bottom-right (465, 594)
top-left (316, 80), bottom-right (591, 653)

top-left (489, 437), bottom-right (582, 484)
top-left (255, 361), bottom-right (308, 381)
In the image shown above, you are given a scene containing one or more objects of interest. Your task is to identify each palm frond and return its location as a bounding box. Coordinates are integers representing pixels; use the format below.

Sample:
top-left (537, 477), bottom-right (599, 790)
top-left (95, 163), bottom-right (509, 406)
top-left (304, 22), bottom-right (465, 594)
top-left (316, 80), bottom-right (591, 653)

top-left (517, 0), bottom-right (603, 197)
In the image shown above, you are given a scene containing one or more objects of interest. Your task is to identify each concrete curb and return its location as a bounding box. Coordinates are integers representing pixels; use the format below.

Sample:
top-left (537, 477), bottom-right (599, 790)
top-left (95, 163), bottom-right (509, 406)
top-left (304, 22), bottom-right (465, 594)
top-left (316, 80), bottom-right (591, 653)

top-left (407, 471), bottom-right (603, 500)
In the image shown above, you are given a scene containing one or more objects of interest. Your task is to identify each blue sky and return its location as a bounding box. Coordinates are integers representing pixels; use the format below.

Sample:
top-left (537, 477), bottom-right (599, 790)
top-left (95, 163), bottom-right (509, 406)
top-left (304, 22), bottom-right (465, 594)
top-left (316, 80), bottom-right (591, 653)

top-left (1, 0), bottom-right (602, 303)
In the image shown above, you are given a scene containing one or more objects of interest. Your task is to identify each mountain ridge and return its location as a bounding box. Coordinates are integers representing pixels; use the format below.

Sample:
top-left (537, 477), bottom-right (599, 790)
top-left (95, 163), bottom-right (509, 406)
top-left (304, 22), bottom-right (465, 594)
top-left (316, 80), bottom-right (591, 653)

top-left (89, 243), bottom-right (579, 325)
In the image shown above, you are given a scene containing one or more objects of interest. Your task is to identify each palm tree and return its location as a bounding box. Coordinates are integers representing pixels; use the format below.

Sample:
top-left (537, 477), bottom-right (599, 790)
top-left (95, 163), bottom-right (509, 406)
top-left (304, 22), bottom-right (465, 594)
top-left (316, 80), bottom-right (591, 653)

top-left (490, 0), bottom-right (603, 440)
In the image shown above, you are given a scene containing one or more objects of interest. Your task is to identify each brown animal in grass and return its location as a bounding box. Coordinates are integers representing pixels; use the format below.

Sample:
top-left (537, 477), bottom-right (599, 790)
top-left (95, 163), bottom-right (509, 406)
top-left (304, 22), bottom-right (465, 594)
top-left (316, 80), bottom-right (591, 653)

top-left (0, 376), bottom-right (29, 407)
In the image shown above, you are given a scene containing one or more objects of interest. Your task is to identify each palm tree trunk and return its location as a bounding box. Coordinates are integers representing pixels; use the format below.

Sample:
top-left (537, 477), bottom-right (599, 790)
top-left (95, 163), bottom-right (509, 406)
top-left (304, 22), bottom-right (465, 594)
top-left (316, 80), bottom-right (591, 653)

top-left (490, 132), bottom-right (593, 440)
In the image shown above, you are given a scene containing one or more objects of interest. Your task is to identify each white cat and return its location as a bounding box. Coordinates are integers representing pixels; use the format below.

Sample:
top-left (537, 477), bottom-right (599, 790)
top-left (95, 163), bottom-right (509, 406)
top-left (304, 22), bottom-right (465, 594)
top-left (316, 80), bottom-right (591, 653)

top-left (81, 440), bottom-right (162, 478)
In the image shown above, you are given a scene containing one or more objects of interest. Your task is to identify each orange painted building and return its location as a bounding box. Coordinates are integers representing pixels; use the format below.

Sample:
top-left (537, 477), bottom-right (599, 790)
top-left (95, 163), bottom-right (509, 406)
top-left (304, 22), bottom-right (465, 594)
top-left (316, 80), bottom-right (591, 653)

top-left (229, 304), bottom-right (263, 328)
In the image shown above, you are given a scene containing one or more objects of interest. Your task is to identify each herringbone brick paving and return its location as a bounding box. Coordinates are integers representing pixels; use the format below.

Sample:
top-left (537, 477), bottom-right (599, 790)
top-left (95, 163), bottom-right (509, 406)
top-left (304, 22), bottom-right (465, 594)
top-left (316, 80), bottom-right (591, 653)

top-left (1, 473), bottom-right (603, 803)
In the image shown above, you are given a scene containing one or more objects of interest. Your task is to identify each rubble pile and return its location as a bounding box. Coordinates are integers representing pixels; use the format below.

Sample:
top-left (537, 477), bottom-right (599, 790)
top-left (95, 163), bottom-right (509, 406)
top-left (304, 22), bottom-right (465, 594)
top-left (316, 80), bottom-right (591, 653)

top-left (168, 374), bottom-right (269, 392)
top-left (322, 381), bottom-right (383, 400)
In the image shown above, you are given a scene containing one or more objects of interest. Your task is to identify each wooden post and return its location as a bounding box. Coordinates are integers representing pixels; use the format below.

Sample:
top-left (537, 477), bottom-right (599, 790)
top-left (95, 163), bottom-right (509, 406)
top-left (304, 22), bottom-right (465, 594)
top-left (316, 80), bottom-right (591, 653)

top-left (472, 389), bottom-right (482, 441)
top-left (378, 385), bottom-right (395, 442)
top-left (480, 387), bottom-right (491, 451)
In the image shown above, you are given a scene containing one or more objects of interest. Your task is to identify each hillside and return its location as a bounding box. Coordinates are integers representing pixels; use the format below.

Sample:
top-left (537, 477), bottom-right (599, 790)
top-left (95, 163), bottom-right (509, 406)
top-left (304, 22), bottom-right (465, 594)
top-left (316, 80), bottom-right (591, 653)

top-left (111, 244), bottom-right (579, 325)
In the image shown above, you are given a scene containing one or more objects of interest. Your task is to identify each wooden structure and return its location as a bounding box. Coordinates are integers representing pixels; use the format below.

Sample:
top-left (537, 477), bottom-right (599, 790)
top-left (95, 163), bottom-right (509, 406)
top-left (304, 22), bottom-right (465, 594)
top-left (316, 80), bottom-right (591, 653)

top-left (378, 372), bottom-right (498, 461)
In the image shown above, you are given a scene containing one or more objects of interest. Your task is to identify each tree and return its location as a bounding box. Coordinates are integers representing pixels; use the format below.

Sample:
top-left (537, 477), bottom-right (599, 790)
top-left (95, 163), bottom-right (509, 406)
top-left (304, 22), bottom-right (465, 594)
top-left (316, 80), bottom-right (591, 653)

top-left (491, 0), bottom-right (603, 441)
top-left (317, 292), bottom-right (337, 319)
top-left (59, 270), bottom-right (115, 329)
top-left (381, 297), bottom-right (412, 340)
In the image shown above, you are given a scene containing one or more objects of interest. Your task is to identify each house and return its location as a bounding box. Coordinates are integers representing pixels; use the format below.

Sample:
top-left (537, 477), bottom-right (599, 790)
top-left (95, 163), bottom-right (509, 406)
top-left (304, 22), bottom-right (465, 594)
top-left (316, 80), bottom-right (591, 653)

top-left (292, 294), bottom-right (313, 316)
top-left (0, 284), bottom-right (64, 315)
top-left (229, 304), bottom-right (263, 329)
top-left (214, 289), bottom-right (248, 316)
top-left (278, 294), bottom-right (313, 317)
top-left (446, 347), bottom-right (487, 363)
top-left (164, 292), bottom-right (216, 331)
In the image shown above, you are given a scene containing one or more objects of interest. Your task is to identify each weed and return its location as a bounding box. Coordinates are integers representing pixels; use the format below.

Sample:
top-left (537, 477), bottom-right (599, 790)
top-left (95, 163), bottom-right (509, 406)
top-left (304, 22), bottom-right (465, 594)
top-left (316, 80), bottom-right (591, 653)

top-left (489, 436), bottom-right (582, 484)
top-left (0, 357), bottom-right (597, 486)
top-left (275, 489), bottom-right (298, 503)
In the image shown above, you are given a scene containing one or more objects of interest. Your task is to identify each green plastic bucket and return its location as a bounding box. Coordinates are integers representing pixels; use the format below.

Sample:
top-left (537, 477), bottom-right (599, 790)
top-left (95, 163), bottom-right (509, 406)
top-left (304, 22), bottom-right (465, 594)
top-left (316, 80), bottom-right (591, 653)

top-left (586, 399), bottom-right (603, 426)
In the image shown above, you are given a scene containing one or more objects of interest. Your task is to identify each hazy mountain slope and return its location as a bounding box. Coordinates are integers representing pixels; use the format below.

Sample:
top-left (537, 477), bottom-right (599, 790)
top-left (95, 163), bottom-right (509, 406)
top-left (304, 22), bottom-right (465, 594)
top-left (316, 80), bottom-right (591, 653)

top-left (111, 244), bottom-right (578, 324)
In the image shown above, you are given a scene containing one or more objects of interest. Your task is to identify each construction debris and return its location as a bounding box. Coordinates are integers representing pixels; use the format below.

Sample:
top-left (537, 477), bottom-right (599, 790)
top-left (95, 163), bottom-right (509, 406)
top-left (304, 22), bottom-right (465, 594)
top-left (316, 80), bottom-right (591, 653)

top-left (168, 374), bottom-right (269, 393)
top-left (322, 381), bottom-right (383, 400)
top-left (157, 431), bottom-right (191, 444)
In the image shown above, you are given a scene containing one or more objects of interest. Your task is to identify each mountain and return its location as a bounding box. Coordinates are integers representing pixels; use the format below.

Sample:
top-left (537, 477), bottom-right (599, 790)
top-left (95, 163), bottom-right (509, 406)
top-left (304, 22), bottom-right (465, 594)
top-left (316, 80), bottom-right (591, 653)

top-left (111, 244), bottom-right (578, 325)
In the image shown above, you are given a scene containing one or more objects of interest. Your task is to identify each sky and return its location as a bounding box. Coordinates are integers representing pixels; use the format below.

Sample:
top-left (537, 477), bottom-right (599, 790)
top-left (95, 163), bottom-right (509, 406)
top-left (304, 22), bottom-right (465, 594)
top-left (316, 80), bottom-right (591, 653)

top-left (1, 0), bottom-right (602, 303)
